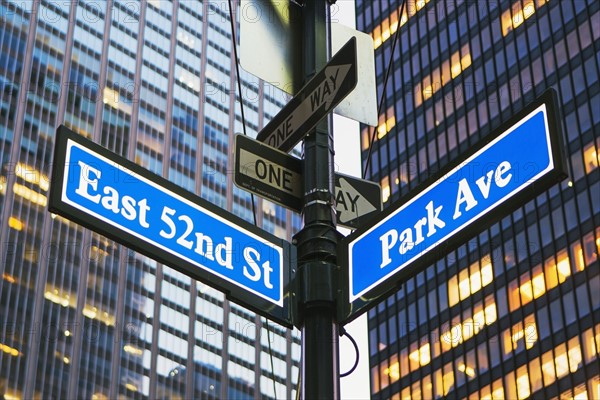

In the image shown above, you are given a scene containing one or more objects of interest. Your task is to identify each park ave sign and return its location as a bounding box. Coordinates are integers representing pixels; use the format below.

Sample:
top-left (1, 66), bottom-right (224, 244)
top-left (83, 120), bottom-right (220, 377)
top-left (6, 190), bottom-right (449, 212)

top-left (339, 90), bottom-right (566, 324)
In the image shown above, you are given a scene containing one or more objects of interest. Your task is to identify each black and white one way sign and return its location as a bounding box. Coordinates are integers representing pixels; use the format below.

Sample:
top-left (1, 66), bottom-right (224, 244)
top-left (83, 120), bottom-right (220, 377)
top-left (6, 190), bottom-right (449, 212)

top-left (257, 37), bottom-right (357, 153)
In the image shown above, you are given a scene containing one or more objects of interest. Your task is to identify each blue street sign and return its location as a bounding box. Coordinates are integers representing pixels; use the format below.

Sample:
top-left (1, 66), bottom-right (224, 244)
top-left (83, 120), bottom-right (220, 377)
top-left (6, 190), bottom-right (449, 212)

top-left (339, 90), bottom-right (566, 324)
top-left (49, 126), bottom-right (293, 326)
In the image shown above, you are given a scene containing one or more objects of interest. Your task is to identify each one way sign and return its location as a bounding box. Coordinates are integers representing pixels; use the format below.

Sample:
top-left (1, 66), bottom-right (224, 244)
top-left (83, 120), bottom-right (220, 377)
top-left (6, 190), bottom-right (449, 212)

top-left (335, 173), bottom-right (382, 229)
top-left (257, 37), bottom-right (357, 153)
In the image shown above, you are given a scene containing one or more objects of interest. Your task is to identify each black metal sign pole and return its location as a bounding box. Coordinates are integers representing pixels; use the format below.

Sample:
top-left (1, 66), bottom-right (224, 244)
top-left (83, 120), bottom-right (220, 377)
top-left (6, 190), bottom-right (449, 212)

top-left (295, 0), bottom-right (340, 398)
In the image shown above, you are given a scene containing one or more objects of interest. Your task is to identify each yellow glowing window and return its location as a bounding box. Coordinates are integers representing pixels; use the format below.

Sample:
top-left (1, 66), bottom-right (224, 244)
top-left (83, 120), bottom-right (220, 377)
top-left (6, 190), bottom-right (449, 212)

top-left (416, 46), bottom-right (471, 107)
top-left (568, 336), bottom-right (583, 373)
top-left (408, 343), bottom-right (431, 367)
top-left (505, 316), bottom-right (538, 354)
top-left (123, 345), bottom-right (144, 356)
top-left (458, 269), bottom-right (470, 300)
top-left (583, 143), bottom-right (599, 173)
top-left (381, 18), bottom-right (390, 42)
top-left (555, 344), bottom-right (569, 378)
top-left (541, 350), bottom-right (556, 385)
top-left (372, 0), bottom-right (430, 49)
top-left (384, 354), bottom-right (400, 382)
top-left (458, 363), bottom-right (475, 377)
top-left (2, 273), bottom-right (17, 284)
top-left (381, 176), bottom-right (391, 203)
top-left (8, 216), bottom-right (24, 231)
top-left (502, 0), bottom-right (549, 36)
top-left (492, 379), bottom-right (505, 400)
top-left (516, 364), bottom-right (530, 400)
top-left (442, 301), bottom-right (496, 352)
top-left (582, 325), bottom-right (600, 363)
top-left (0, 343), bottom-right (21, 357)
top-left (15, 162), bottom-right (49, 191)
top-left (442, 363), bottom-right (454, 396)
top-left (544, 249), bottom-right (570, 290)
top-left (448, 255), bottom-right (493, 307)
top-left (103, 87), bottom-right (120, 109)
top-left (362, 128), bottom-right (370, 150)
top-left (12, 183), bottom-right (48, 207)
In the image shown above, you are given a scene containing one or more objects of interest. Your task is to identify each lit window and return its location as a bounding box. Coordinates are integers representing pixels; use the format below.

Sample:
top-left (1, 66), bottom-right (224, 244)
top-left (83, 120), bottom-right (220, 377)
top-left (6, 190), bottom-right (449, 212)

top-left (501, 0), bottom-right (548, 36)
top-left (492, 378), bottom-right (505, 400)
top-left (529, 358), bottom-right (543, 394)
top-left (555, 343), bottom-right (570, 378)
top-left (408, 343), bottom-right (431, 367)
top-left (103, 87), bottom-right (120, 108)
top-left (516, 364), bottom-right (530, 400)
top-left (123, 345), bottom-right (144, 356)
top-left (568, 336), bottom-right (583, 373)
top-left (441, 300), bottom-right (496, 352)
top-left (544, 249), bottom-right (570, 290)
top-left (371, 0), bottom-right (430, 49)
top-left (541, 349), bottom-right (556, 386)
top-left (504, 314), bottom-right (538, 355)
top-left (572, 230), bottom-right (599, 272)
top-left (0, 343), bottom-right (21, 357)
top-left (416, 45), bottom-right (472, 107)
top-left (458, 363), bottom-right (476, 377)
top-left (362, 128), bottom-right (371, 150)
top-left (8, 216), bottom-right (24, 231)
top-left (582, 325), bottom-right (600, 363)
top-left (448, 255), bottom-right (493, 307)
top-left (381, 176), bottom-right (390, 203)
top-left (583, 142), bottom-right (599, 173)
top-left (443, 362), bottom-right (455, 396)
top-left (15, 162), bottom-right (50, 191)
top-left (2, 273), bottom-right (17, 284)
top-left (11, 183), bottom-right (48, 207)
top-left (484, 298), bottom-right (497, 325)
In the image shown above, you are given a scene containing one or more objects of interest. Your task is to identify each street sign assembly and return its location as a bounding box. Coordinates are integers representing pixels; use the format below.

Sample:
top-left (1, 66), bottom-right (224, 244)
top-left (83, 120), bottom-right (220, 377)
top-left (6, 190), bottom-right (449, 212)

top-left (335, 173), bottom-right (381, 229)
top-left (234, 134), bottom-right (303, 211)
top-left (49, 126), bottom-right (294, 327)
top-left (256, 37), bottom-right (358, 153)
top-left (234, 134), bottom-right (380, 228)
top-left (339, 90), bottom-right (566, 324)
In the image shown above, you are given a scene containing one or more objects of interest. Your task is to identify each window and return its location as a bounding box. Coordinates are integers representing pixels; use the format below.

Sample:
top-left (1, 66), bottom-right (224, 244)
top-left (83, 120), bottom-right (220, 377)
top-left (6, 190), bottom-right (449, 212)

top-left (448, 255), bottom-right (493, 307)
top-left (509, 263), bottom-right (546, 311)
top-left (501, 0), bottom-right (548, 36)
top-left (544, 248), bottom-right (570, 290)
top-left (516, 364), bottom-right (530, 400)
top-left (371, 0), bottom-right (431, 49)
top-left (416, 44), bottom-right (472, 107)
top-left (583, 141), bottom-right (599, 173)
top-left (582, 324), bottom-right (600, 363)
top-left (503, 314), bottom-right (538, 357)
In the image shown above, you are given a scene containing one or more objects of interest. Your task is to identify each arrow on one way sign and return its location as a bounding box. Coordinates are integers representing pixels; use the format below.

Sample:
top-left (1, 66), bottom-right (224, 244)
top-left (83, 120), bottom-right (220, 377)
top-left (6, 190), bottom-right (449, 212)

top-left (257, 37), bottom-right (357, 153)
top-left (335, 173), bottom-right (382, 229)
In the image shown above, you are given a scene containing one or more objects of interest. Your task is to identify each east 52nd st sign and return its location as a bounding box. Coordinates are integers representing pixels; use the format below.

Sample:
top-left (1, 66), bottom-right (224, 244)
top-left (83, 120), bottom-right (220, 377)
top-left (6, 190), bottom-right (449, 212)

top-left (49, 126), bottom-right (293, 326)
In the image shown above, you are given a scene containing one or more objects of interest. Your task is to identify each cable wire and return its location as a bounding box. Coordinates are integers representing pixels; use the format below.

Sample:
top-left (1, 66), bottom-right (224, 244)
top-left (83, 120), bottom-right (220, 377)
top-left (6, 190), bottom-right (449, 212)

top-left (339, 327), bottom-right (360, 377)
top-left (227, 0), bottom-right (259, 227)
top-left (362, 0), bottom-right (407, 179)
top-left (227, 2), bottom-right (277, 398)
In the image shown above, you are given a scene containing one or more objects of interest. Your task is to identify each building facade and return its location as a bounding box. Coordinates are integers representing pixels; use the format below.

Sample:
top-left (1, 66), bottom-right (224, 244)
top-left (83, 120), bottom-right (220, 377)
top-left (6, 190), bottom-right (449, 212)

top-left (358, 0), bottom-right (599, 399)
top-left (0, 1), bottom-right (301, 399)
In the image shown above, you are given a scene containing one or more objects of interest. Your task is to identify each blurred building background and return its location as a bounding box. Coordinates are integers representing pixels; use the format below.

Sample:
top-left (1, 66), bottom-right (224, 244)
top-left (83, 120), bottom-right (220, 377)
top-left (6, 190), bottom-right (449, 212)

top-left (0, 1), bottom-right (302, 399)
top-left (358, 0), bottom-right (599, 398)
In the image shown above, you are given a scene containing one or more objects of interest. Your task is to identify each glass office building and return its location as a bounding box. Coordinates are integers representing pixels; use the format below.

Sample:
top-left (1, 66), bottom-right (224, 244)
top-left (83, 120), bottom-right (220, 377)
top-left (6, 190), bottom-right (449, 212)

top-left (357, 0), bottom-right (599, 399)
top-left (0, 1), bottom-right (301, 399)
